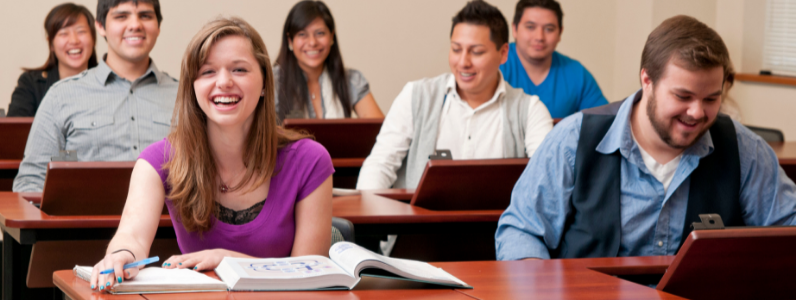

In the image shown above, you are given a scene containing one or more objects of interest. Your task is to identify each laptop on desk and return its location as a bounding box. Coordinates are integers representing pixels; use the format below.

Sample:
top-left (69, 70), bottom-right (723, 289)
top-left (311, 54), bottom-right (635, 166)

top-left (656, 225), bottom-right (795, 299)
top-left (40, 161), bottom-right (154, 215)
top-left (410, 158), bottom-right (528, 211)
top-left (283, 118), bottom-right (383, 158)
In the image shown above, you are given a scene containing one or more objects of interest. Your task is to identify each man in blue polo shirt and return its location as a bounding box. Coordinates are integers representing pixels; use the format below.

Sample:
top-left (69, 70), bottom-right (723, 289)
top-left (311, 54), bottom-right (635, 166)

top-left (500, 0), bottom-right (607, 118)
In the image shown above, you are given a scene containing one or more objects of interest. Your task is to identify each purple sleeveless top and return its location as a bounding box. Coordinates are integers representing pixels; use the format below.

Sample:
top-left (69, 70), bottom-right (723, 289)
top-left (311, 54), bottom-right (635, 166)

top-left (138, 138), bottom-right (334, 258)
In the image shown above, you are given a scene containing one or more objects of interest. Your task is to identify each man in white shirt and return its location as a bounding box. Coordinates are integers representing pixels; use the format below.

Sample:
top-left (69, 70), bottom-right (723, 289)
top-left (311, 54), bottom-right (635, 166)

top-left (357, 0), bottom-right (553, 190)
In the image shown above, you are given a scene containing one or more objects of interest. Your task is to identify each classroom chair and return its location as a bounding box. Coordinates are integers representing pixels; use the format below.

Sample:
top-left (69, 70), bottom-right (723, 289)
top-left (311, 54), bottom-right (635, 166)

top-left (746, 125), bottom-right (784, 142)
top-left (332, 217), bottom-right (355, 245)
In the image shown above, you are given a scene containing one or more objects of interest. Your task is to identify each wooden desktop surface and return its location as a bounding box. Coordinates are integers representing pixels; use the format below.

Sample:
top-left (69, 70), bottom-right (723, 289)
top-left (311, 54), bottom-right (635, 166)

top-left (0, 192), bottom-right (173, 229)
top-left (332, 193), bottom-right (503, 224)
top-left (363, 189), bottom-right (416, 201)
top-left (0, 159), bottom-right (361, 170)
top-left (0, 160), bottom-right (20, 170)
top-left (53, 256), bottom-right (683, 300)
top-left (0, 192), bottom-right (501, 230)
top-left (331, 158), bottom-right (365, 168)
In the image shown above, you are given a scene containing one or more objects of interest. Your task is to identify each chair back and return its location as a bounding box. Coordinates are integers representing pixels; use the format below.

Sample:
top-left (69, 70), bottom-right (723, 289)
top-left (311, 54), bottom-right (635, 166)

top-left (40, 161), bottom-right (168, 216)
top-left (746, 125), bottom-right (784, 142)
top-left (331, 217), bottom-right (355, 245)
top-left (0, 117), bottom-right (33, 159)
top-left (283, 118), bottom-right (383, 158)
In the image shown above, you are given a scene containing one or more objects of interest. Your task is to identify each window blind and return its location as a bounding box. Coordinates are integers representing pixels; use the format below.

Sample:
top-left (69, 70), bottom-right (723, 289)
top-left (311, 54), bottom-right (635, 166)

top-left (762, 0), bottom-right (796, 76)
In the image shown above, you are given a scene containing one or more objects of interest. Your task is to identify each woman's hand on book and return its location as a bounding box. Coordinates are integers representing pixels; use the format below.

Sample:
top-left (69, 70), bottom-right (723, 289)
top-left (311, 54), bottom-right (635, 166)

top-left (162, 249), bottom-right (234, 271)
top-left (90, 251), bottom-right (137, 292)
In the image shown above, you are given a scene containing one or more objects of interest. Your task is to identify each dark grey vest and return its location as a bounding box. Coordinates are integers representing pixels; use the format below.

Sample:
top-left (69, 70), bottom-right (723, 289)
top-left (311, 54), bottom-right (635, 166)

top-left (553, 93), bottom-right (743, 258)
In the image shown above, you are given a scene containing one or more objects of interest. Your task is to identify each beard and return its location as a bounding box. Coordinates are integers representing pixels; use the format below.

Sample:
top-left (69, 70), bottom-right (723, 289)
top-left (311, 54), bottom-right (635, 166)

top-left (646, 90), bottom-right (715, 149)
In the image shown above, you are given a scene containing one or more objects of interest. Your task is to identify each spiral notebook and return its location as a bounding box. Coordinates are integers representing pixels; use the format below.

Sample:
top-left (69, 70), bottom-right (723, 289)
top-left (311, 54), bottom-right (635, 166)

top-left (73, 266), bottom-right (227, 294)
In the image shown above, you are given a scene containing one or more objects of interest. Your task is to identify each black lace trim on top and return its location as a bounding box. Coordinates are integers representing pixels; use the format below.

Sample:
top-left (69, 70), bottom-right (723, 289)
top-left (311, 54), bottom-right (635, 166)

top-left (215, 200), bottom-right (266, 225)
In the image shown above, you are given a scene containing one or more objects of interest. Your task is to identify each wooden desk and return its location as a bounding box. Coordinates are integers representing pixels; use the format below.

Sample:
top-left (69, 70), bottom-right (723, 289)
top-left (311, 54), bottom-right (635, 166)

top-left (54, 270), bottom-right (472, 300)
top-left (0, 118), bottom-right (32, 191)
top-left (0, 192), bottom-right (176, 299)
top-left (0, 160), bottom-right (21, 191)
top-left (362, 189), bottom-right (415, 201)
top-left (0, 118), bottom-right (32, 160)
top-left (0, 192), bottom-right (501, 299)
top-left (331, 158), bottom-right (365, 189)
top-left (439, 257), bottom-right (681, 299)
top-left (53, 257), bottom-right (684, 300)
top-left (334, 193), bottom-right (502, 261)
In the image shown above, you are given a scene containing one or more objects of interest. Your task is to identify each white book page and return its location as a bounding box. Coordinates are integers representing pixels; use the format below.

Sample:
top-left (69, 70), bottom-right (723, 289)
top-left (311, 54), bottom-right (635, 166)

top-left (222, 256), bottom-right (353, 279)
top-left (329, 242), bottom-right (467, 286)
top-left (329, 242), bottom-right (374, 276)
top-left (73, 266), bottom-right (223, 286)
top-left (115, 267), bottom-right (224, 286)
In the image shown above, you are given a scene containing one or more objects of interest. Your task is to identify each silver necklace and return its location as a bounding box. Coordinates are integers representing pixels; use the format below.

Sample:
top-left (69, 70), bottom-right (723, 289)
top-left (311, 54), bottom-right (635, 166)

top-left (218, 168), bottom-right (243, 194)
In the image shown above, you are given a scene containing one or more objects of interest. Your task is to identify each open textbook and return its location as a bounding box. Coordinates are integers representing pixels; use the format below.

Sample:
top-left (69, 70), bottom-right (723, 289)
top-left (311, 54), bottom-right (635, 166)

top-left (214, 241), bottom-right (471, 291)
top-left (73, 266), bottom-right (227, 294)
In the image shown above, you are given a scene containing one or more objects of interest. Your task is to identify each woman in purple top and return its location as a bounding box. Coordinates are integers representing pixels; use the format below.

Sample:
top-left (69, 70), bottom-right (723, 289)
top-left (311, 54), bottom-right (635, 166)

top-left (89, 17), bottom-right (334, 291)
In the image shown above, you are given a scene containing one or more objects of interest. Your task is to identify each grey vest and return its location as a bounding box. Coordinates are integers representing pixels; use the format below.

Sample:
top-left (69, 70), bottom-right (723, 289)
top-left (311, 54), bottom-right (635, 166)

top-left (394, 73), bottom-right (530, 189)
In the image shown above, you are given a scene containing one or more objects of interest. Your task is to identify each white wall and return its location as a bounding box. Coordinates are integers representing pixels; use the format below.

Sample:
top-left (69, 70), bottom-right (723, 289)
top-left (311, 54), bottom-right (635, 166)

top-left (1, 0), bottom-right (793, 140)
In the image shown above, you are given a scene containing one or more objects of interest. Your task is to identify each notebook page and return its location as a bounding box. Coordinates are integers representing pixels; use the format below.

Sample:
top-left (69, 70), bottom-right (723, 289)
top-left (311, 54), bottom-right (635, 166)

top-left (115, 267), bottom-right (224, 286)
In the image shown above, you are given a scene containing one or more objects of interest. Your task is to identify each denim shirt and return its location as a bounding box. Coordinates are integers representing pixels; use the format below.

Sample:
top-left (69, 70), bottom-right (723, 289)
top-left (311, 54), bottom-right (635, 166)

top-left (495, 90), bottom-right (796, 260)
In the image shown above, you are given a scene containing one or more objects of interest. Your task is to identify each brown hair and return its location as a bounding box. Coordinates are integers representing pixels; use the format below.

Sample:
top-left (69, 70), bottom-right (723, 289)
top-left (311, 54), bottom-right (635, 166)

top-left (275, 0), bottom-right (351, 121)
top-left (450, 0), bottom-right (509, 50)
top-left (25, 3), bottom-right (98, 72)
top-left (513, 0), bottom-right (563, 29)
top-left (641, 15), bottom-right (731, 86)
top-left (165, 17), bottom-right (309, 233)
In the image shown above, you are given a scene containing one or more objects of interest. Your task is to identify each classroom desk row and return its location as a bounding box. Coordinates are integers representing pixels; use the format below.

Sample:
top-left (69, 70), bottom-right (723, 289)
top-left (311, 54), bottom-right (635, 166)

top-left (1, 141), bottom-right (796, 192)
top-left (53, 256), bottom-right (683, 300)
top-left (0, 191), bottom-right (502, 299)
top-left (0, 159), bottom-right (367, 191)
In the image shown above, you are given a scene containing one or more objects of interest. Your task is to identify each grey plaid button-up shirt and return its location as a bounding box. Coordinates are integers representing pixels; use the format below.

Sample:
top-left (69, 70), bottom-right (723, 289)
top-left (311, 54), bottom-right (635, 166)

top-left (12, 58), bottom-right (178, 192)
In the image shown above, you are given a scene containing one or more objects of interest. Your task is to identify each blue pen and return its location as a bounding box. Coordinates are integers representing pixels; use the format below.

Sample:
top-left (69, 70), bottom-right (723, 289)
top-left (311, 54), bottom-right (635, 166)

top-left (99, 256), bottom-right (160, 275)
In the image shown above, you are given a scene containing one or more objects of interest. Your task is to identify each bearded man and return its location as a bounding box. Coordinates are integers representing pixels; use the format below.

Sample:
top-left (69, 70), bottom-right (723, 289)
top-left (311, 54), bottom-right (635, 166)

top-left (495, 15), bottom-right (796, 260)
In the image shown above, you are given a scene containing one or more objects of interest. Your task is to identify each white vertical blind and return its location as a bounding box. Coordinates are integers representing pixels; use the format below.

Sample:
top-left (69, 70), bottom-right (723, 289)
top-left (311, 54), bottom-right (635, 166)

top-left (762, 0), bottom-right (796, 76)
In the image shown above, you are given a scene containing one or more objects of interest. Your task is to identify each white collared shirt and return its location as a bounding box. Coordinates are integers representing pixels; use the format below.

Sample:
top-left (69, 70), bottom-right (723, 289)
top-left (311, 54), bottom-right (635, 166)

top-left (356, 73), bottom-right (553, 189)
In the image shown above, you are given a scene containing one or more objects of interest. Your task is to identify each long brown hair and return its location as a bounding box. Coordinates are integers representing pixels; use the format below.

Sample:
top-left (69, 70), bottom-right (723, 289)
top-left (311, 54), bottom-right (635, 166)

top-left (166, 17), bottom-right (309, 233)
top-left (275, 0), bottom-right (351, 121)
top-left (25, 3), bottom-right (98, 72)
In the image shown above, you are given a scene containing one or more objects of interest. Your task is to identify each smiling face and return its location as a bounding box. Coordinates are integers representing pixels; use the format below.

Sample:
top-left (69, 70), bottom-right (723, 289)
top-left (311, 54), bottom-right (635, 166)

top-left (512, 7), bottom-right (561, 62)
top-left (52, 14), bottom-right (94, 74)
top-left (642, 59), bottom-right (724, 149)
top-left (194, 35), bottom-right (264, 130)
top-left (96, 1), bottom-right (160, 65)
top-left (449, 23), bottom-right (508, 98)
top-left (290, 17), bottom-right (333, 74)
